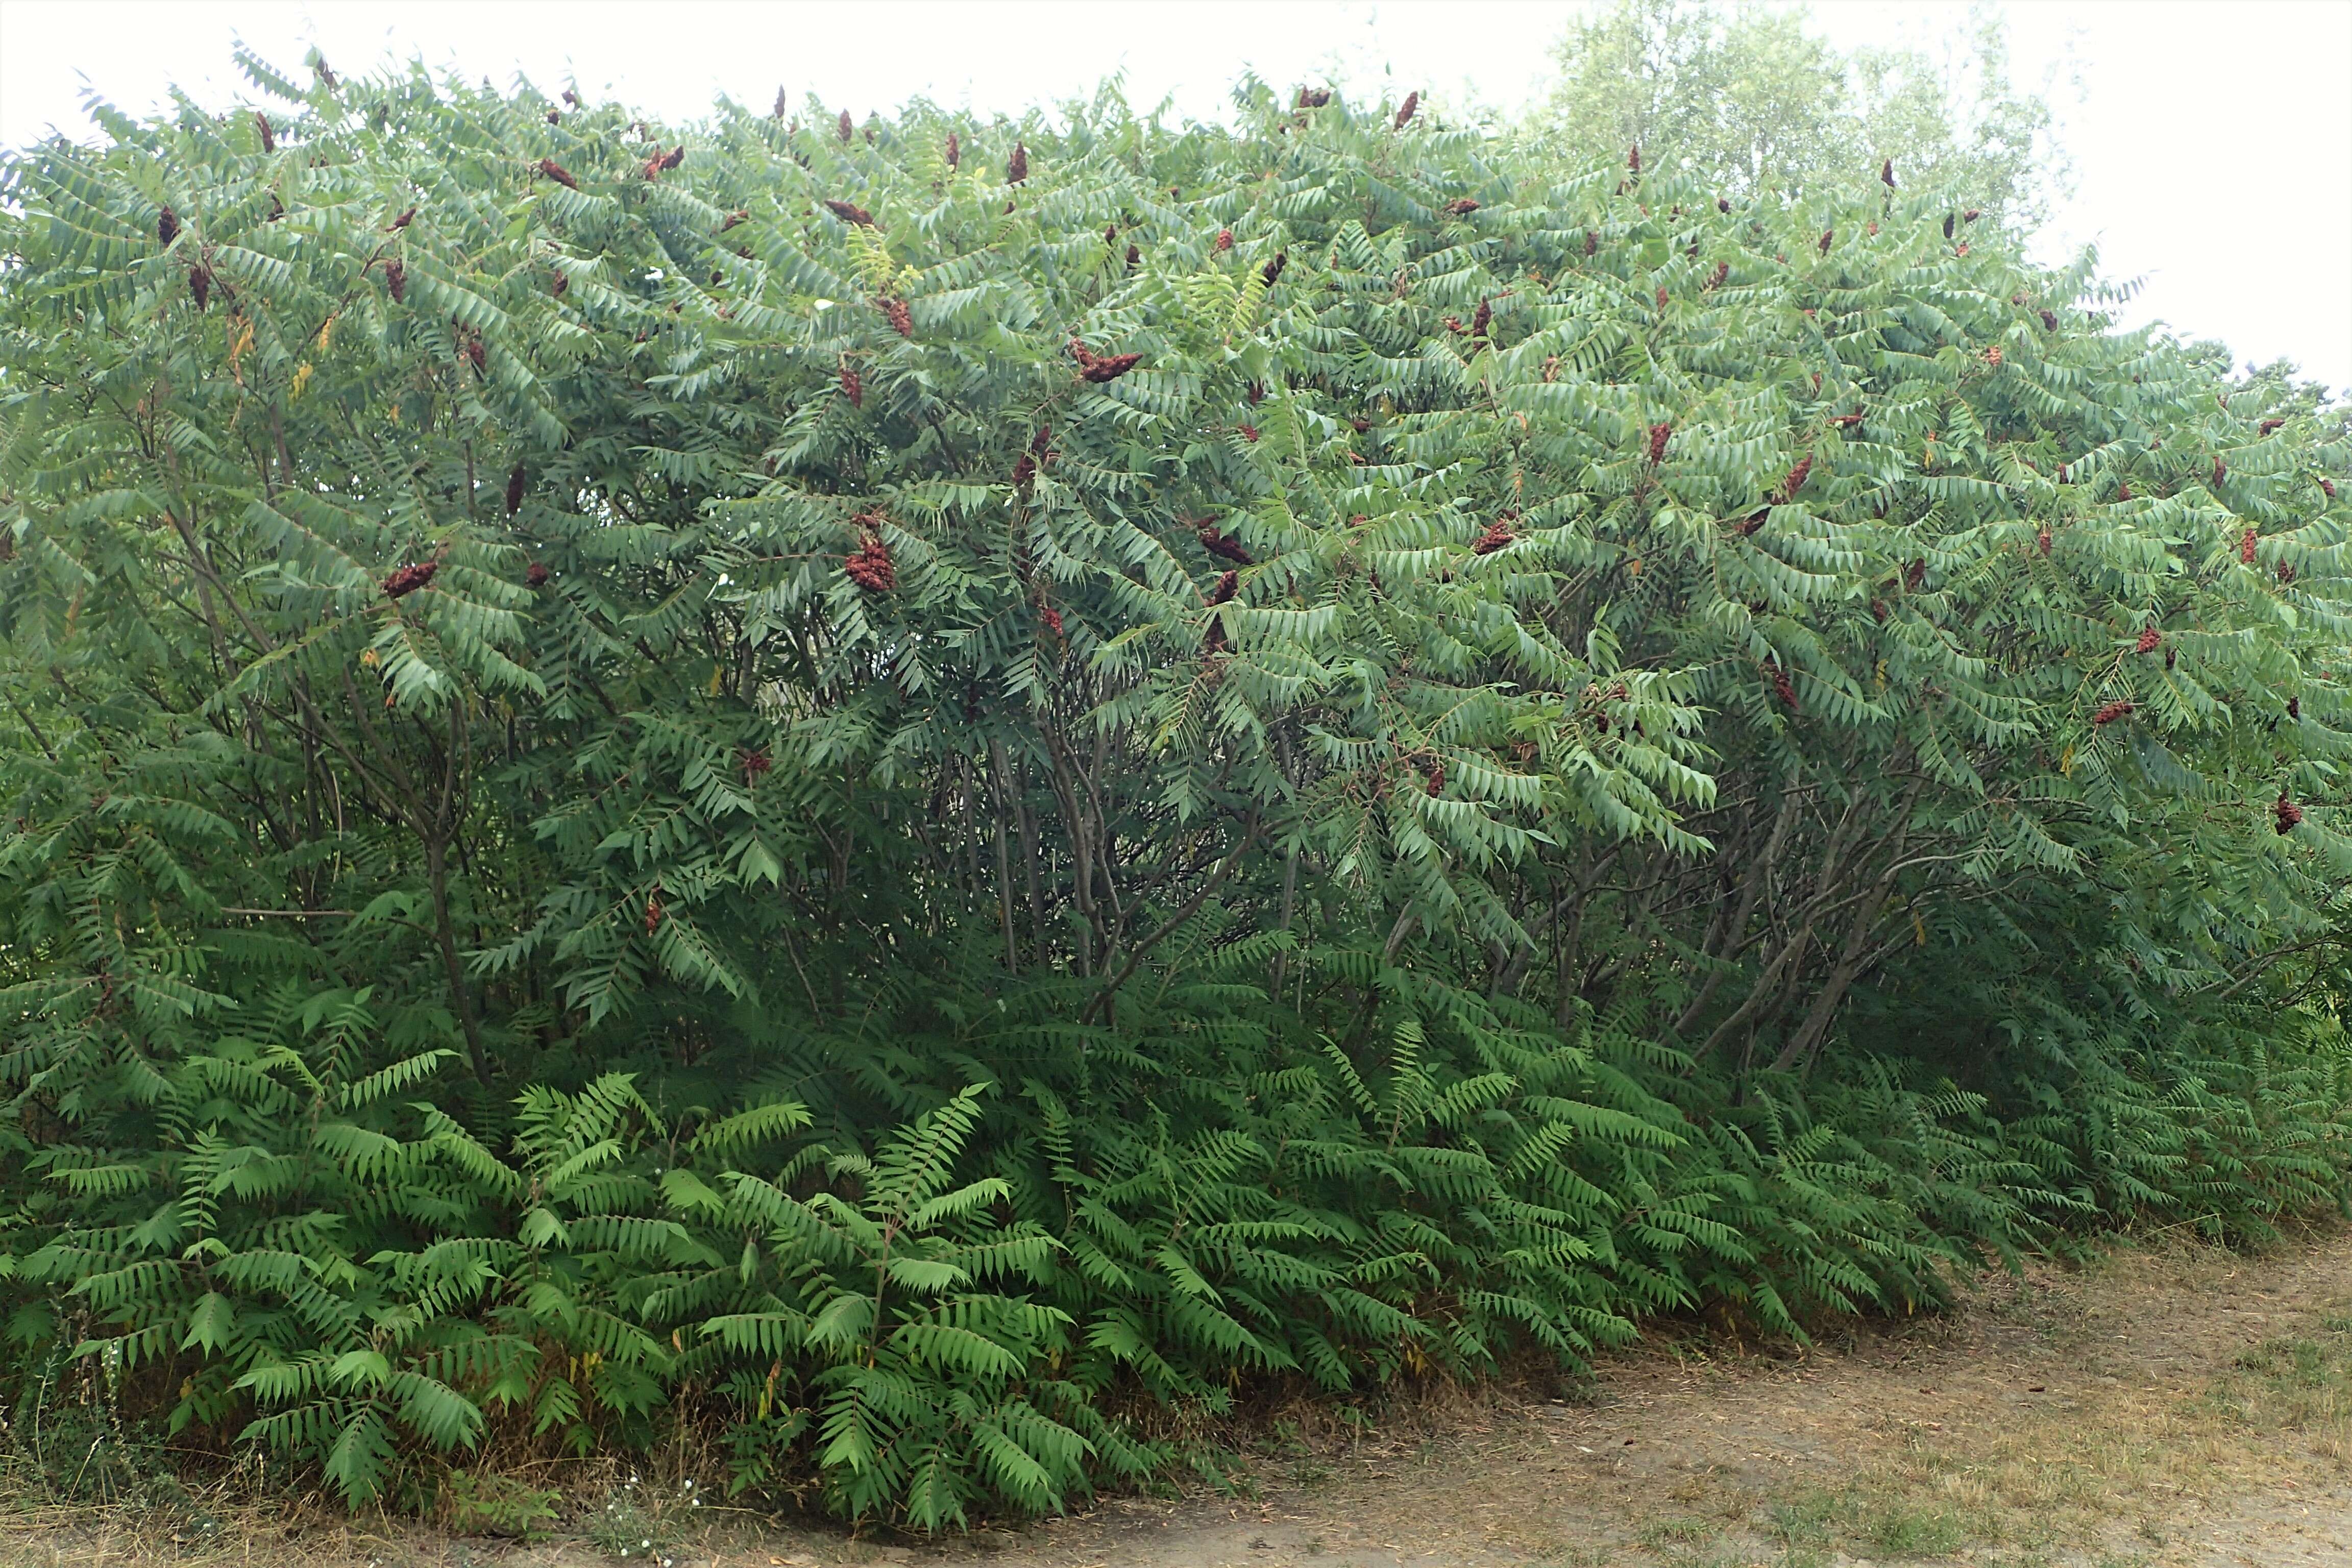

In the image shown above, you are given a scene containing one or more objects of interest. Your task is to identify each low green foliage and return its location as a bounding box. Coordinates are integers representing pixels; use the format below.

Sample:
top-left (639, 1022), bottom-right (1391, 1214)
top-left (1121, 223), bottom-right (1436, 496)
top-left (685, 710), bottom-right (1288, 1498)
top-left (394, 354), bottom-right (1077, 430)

top-left (0, 43), bottom-right (2346, 1535)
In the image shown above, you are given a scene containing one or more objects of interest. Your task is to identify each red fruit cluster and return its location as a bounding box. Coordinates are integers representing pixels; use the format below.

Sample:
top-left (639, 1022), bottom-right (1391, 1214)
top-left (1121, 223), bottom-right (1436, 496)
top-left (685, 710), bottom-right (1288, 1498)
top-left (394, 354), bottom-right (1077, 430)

top-left (837, 109), bottom-right (854, 142)
top-left (382, 560), bottom-right (438, 599)
top-left (2276, 792), bottom-right (2303, 834)
top-left (1705, 260), bottom-right (1729, 290)
top-left (721, 209), bottom-right (748, 232)
top-left (1717, 197), bottom-right (1731, 213)
top-left (1471, 298), bottom-right (1492, 338)
top-left (742, 748), bottom-right (773, 782)
top-left (464, 335), bottom-right (487, 375)
top-left (1444, 198), bottom-right (1479, 215)
top-left (1262, 251), bottom-right (1288, 287)
top-left (943, 131), bottom-right (960, 168)
top-left (1394, 91), bottom-right (1418, 128)
top-left (1763, 659), bottom-right (1799, 711)
top-left (2323, 479), bottom-right (2339, 499)
top-left (1655, 285), bottom-right (1669, 310)
top-left (2038, 525), bottom-right (2053, 556)
top-left (1041, 605), bottom-right (1064, 637)
top-left (844, 524), bottom-right (895, 593)
top-left (1214, 228), bottom-right (1233, 252)
top-left (255, 113), bottom-right (275, 153)
top-left (645, 891), bottom-right (665, 935)
top-left (1208, 570), bottom-right (1239, 605)
top-left (2260, 418), bottom-right (2285, 435)
top-left (391, 206), bottom-right (416, 230)
top-left (1238, 423), bottom-right (1260, 442)
top-left (1830, 411), bottom-right (1864, 428)
top-left (1007, 142), bottom-right (1027, 183)
top-left (384, 259), bottom-right (405, 303)
top-left (538, 158), bottom-right (578, 189)
top-left (2040, 309), bottom-right (2059, 331)
top-left (505, 463), bottom-right (526, 517)
top-left (2240, 527), bottom-right (2258, 564)
top-left (526, 561), bottom-right (550, 587)
top-left (158, 206), bottom-right (179, 246)
top-left (1819, 229), bottom-right (1833, 254)
top-left (2136, 626), bottom-right (2162, 654)
top-left (880, 296), bottom-right (913, 337)
top-left (1880, 158), bottom-right (1895, 188)
top-left (1472, 521), bottom-right (1515, 555)
top-left (189, 267), bottom-right (211, 310)
top-left (1647, 423), bottom-right (1671, 465)
top-left (1905, 559), bottom-right (1926, 590)
top-left (1296, 87), bottom-right (1332, 108)
top-left (1071, 342), bottom-right (1141, 382)
top-left (1423, 758), bottom-right (1446, 797)
top-left (1627, 143), bottom-right (1641, 174)
top-left (1736, 508), bottom-right (1768, 537)
top-left (1198, 527), bottom-right (1254, 565)
top-left (1985, 345), bottom-right (2003, 367)
top-left (839, 365), bottom-right (863, 407)
top-left (1779, 454), bottom-right (1812, 501)
top-left (1012, 453), bottom-right (1035, 488)
top-left (824, 199), bottom-right (875, 227)
top-left (2092, 699), bottom-right (2134, 727)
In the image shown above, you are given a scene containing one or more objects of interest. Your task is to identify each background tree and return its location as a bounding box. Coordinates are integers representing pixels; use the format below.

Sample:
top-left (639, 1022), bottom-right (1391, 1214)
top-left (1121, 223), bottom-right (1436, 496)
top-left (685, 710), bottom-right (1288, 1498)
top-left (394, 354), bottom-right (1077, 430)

top-left (1538, 0), bottom-right (2066, 228)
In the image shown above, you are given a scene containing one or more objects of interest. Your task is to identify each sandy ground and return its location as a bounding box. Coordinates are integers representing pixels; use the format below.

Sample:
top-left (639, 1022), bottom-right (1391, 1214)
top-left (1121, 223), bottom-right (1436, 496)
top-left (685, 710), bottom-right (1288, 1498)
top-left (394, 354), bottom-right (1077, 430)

top-left (16, 1227), bottom-right (2352, 1568)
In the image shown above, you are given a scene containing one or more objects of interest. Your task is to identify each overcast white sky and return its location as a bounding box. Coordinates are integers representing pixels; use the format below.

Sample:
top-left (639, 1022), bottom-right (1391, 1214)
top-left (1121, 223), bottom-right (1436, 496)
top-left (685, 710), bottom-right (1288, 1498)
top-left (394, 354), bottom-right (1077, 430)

top-left (2, 1), bottom-right (2346, 395)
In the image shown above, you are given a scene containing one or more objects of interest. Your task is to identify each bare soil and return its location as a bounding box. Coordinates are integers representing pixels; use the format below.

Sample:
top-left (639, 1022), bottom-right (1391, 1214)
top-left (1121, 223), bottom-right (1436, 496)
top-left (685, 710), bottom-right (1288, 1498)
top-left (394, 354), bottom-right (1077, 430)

top-left (15, 1227), bottom-right (2351, 1568)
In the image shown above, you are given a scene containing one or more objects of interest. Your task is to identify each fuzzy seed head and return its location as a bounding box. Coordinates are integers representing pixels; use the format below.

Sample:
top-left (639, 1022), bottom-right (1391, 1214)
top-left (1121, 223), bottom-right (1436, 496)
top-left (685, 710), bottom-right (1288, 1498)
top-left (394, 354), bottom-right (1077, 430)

top-left (1007, 142), bottom-right (1027, 184)
top-left (880, 296), bottom-right (913, 338)
top-left (2136, 626), bottom-right (2162, 654)
top-left (505, 463), bottom-right (526, 517)
top-left (158, 206), bottom-right (179, 247)
top-left (1780, 454), bottom-right (1812, 501)
top-left (527, 561), bottom-right (550, 587)
top-left (2092, 699), bottom-right (2134, 727)
top-left (2276, 793), bottom-right (2303, 834)
top-left (1394, 91), bottom-right (1418, 129)
top-left (382, 560), bottom-right (438, 600)
top-left (837, 109), bottom-right (853, 143)
top-left (1198, 527), bottom-right (1254, 565)
top-left (1647, 423), bottom-right (1671, 465)
top-left (1214, 228), bottom-right (1233, 252)
top-left (839, 365), bottom-right (863, 407)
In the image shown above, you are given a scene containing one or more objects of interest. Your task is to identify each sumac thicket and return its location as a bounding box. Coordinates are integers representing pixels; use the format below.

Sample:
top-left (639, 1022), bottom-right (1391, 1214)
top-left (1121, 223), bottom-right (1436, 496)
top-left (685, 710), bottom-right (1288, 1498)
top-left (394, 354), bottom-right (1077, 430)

top-left (0, 53), bottom-right (2348, 1533)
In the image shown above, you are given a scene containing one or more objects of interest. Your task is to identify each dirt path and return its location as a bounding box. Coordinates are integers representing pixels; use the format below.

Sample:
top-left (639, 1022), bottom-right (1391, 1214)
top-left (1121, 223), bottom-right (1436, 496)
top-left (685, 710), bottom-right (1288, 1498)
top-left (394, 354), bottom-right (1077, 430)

top-left (20, 1230), bottom-right (2352, 1568)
